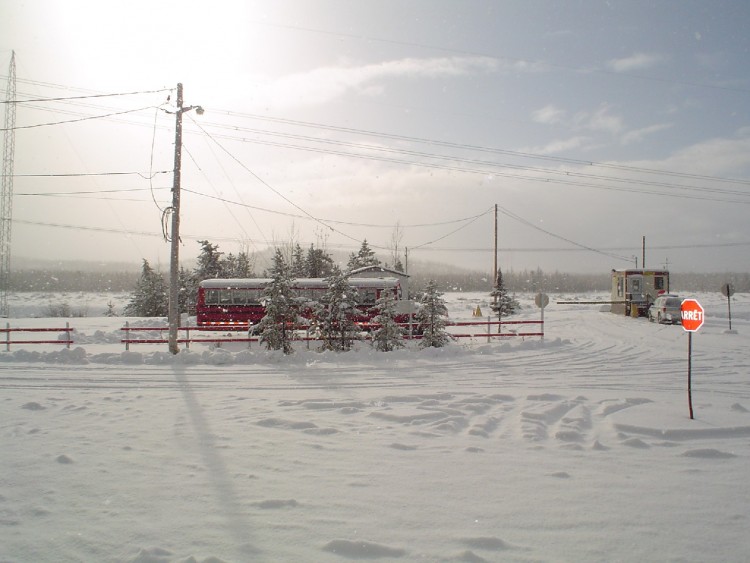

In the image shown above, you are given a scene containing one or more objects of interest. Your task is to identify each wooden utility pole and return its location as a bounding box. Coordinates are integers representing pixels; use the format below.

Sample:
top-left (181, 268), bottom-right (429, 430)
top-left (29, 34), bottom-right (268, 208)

top-left (168, 84), bottom-right (203, 354)
top-left (493, 204), bottom-right (498, 303)
top-left (168, 83), bottom-right (184, 355)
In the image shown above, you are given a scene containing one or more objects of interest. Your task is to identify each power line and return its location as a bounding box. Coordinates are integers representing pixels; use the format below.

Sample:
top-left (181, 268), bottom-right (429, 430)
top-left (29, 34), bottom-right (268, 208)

top-left (198, 132), bottom-right (750, 205)
top-left (496, 206), bottom-right (631, 262)
top-left (0, 87), bottom-right (172, 104)
top-left (8, 80), bottom-right (747, 195)
top-left (16, 187), bottom-right (169, 197)
top-left (188, 115), bottom-right (364, 246)
top-left (13, 170), bottom-right (170, 178)
top-left (253, 20), bottom-right (750, 95)
top-left (196, 120), bottom-right (750, 200)
top-left (14, 218), bottom-right (750, 254)
top-left (182, 187), bottom-right (493, 229)
top-left (209, 111), bottom-right (750, 188)
top-left (1, 105), bottom-right (158, 130)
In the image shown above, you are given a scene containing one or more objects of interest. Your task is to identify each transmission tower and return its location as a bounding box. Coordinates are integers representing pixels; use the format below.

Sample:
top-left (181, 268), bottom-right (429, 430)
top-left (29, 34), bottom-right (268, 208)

top-left (1, 51), bottom-right (16, 317)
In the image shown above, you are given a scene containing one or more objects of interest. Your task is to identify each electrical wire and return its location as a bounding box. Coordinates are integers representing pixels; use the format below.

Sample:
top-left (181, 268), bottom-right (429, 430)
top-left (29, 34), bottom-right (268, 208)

top-left (497, 205), bottom-right (631, 262)
top-left (211, 111), bottom-right (750, 187)
top-left (182, 187), bottom-right (494, 229)
top-left (14, 218), bottom-right (749, 254)
top-left (15, 187), bottom-right (168, 196)
top-left (251, 20), bottom-right (750, 95)
top-left (13, 171), bottom-right (169, 178)
top-left (0, 87), bottom-right (172, 104)
top-left (187, 115), bottom-right (364, 246)
top-left (1, 105), bottom-right (158, 130)
top-left (195, 121), bottom-right (750, 200)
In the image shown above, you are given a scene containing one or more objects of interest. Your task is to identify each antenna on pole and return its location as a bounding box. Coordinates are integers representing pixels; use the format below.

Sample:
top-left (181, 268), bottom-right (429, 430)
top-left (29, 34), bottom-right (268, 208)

top-left (1, 51), bottom-right (16, 318)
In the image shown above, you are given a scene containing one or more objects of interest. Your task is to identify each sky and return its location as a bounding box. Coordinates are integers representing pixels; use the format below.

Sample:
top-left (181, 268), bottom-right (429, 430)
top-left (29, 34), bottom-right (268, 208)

top-left (1, 0), bottom-right (750, 275)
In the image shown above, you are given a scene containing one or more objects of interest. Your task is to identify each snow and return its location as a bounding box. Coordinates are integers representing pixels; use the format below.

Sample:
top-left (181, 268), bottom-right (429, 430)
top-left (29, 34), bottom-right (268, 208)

top-left (2, 291), bottom-right (749, 562)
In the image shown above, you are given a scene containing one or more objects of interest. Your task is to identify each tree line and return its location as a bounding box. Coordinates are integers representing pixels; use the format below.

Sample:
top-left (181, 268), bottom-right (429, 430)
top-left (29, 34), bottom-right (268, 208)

top-left (123, 239), bottom-right (389, 317)
top-left (122, 239), bottom-right (520, 355)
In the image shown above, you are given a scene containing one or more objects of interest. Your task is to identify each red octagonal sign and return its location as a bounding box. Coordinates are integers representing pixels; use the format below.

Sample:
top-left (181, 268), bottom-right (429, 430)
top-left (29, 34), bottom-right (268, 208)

top-left (680, 299), bottom-right (705, 332)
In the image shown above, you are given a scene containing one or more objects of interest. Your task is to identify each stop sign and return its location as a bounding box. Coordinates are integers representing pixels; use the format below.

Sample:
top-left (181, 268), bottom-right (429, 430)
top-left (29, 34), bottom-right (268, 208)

top-left (681, 299), bottom-right (705, 332)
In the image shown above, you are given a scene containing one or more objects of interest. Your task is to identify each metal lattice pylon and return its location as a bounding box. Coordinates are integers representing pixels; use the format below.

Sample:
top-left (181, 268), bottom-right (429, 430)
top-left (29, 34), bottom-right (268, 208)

top-left (1, 51), bottom-right (16, 317)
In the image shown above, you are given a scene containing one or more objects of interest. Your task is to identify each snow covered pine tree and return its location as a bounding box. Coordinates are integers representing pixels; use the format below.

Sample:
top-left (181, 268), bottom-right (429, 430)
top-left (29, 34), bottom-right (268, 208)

top-left (315, 265), bottom-right (360, 352)
top-left (416, 280), bottom-right (450, 348)
top-left (371, 288), bottom-right (405, 352)
top-left (489, 267), bottom-right (518, 331)
top-left (257, 249), bottom-right (298, 355)
top-left (124, 259), bottom-right (168, 317)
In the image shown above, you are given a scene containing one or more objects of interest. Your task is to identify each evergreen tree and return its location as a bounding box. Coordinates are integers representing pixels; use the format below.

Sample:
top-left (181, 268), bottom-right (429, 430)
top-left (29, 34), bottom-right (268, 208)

top-left (104, 301), bottom-right (118, 317)
top-left (195, 240), bottom-right (223, 281)
top-left (305, 244), bottom-right (334, 278)
top-left (416, 280), bottom-right (450, 348)
top-left (290, 243), bottom-right (306, 278)
top-left (257, 249), bottom-right (297, 354)
top-left (347, 239), bottom-right (381, 271)
top-left (124, 260), bottom-right (168, 317)
top-left (315, 265), bottom-right (360, 351)
top-left (371, 289), bottom-right (405, 352)
top-left (490, 267), bottom-right (517, 325)
top-left (178, 266), bottom-right (196, 315)
top-left (218, 252), bottom-right (254, 279)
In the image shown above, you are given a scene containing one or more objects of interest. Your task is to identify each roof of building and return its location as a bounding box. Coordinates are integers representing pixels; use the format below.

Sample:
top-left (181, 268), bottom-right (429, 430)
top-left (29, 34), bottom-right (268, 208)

top-left (349, 265), bottom-right (410, 277)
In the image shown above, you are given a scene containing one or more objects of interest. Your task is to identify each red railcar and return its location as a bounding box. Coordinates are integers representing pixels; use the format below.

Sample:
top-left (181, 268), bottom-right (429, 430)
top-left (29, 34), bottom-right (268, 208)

top-left (196, 277), bottom-right (408, 326)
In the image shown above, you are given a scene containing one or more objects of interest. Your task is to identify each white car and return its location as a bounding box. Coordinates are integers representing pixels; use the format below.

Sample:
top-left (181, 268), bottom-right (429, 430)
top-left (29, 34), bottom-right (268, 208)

top-left (648, 294), bottom-right (682, 324)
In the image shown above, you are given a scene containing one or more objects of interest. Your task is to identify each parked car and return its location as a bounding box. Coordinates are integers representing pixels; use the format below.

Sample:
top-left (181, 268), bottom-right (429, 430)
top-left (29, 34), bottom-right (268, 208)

top-left (648, 294), bottom-right (682, 324)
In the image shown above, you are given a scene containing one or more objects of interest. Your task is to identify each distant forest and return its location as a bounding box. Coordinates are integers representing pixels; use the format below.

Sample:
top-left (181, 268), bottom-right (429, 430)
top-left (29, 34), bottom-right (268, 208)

top-left (8, 266), bottom-right (749, 295)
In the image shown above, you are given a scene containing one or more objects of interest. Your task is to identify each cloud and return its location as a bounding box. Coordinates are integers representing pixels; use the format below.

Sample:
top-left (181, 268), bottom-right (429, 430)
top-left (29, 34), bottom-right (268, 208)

top-left (532, 104), bottom-right (566, 125)
top-left (522, 136), bottom-right (589, 155)
top-left (621, 123), bottom-right (673, 145)
top-left (251, 56), bottom-right (499, 109)
top-left (575, 104), bottom-right (624, 135)
top-left (607, 52), bottom-right (666, 73)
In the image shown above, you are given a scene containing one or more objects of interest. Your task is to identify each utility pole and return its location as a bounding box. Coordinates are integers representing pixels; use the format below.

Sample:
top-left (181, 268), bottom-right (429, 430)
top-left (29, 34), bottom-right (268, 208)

top-left (168, 83), bottom-right (202, 354)
top-left (493, 204), bottom-right (498, 304)
top-left (1, 51), bottom-right (16, 318)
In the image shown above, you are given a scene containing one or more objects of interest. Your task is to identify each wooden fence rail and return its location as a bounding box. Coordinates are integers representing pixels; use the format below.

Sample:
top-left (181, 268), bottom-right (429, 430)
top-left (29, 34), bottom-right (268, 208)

top-left (121, 317), bottom-right (544, 349)
top-left (2, 323), bottom-right (74, 351)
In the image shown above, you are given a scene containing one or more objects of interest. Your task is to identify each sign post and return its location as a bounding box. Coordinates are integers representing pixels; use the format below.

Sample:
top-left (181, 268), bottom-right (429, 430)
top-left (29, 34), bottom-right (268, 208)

top-left (680, 298), bottom-right (705, 420)
top-left (721, 283), bottom-right (734, 332)
top-left (535, 293), bottom-right (549, 341)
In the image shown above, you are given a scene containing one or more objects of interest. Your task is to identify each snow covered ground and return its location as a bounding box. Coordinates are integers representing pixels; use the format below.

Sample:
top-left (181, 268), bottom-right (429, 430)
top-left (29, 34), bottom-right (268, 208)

top-left (1, 291), bottom-right (749, 562)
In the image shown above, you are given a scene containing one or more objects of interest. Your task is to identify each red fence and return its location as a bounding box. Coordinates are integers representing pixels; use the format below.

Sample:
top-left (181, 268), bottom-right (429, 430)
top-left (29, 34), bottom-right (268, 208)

top-left (121, 318), bottom-right (544, 349)
top-left (2, 323), bottom-right (74, 351)
top-left (449, 318), bottom-right (545, 341)
top-left (0, 318), bottom-right (544, 352)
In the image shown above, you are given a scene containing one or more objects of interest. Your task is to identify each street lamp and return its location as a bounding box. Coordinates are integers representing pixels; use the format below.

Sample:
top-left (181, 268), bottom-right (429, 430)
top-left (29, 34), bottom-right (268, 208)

top-left (168, 83), bottom-right (202, 354)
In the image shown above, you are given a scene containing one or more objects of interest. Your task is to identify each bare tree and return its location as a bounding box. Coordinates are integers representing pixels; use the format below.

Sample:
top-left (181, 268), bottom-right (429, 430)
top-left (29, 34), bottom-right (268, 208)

top-left (390, 220), bottom-right (405, 271)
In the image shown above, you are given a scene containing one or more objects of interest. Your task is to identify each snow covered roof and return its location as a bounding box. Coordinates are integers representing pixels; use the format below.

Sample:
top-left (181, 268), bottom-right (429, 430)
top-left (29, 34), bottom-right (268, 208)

top-left (349, 265), bottom-right (409, 277)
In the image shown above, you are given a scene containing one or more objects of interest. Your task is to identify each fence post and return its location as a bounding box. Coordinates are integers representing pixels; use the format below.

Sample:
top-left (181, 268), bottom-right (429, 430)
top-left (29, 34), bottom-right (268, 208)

top-left (185, 318), bottom-right (190, 350)
top-left (124, 321), bottom-right (130, 351)
top-left (65, 321), bottom-right (71, 349)
top-left (487, 316), bottom-right (491, 343)
top-left (5, 322), bottom-right (9, 352)
top-left (248, 327), bottom-right (252, 349)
